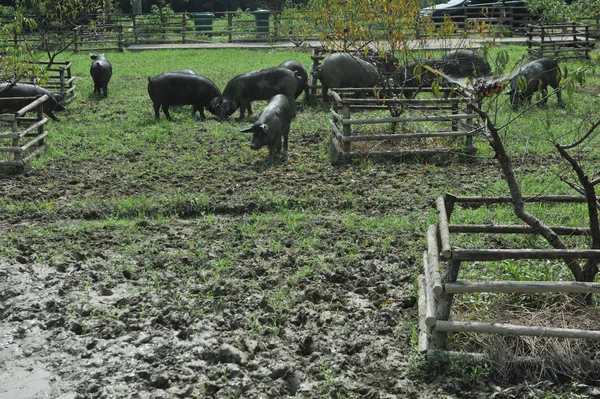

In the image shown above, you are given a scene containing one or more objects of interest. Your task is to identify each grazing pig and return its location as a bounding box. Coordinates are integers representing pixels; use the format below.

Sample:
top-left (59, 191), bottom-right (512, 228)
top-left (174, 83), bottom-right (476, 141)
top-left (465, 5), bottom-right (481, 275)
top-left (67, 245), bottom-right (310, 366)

top-left (147, 72), bottom-right (221, 121)
top-left (391, 59), bottom-right (446, 99)
top-left (217, 67), bottom-right (298, 120)
top-left (90, 53), bottom-right (112, 97)
top-left (278, 60), bottom-right (308, 101)
top-left (354, 48), bottom-right (400, 73)
top-left (441, 49), bottom-right (492, 78)
top-left (240, 94), bottom-right (292, 164)
top-left (510, 58), bottom-right (562, 109)
top-left (0, 83), bottom-right (65, 121)
top-left (314, 53), bottom-right (380, 101)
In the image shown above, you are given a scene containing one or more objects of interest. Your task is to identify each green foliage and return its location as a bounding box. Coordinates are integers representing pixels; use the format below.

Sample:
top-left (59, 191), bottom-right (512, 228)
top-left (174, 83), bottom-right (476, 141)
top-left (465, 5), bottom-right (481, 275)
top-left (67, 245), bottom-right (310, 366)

top-left (525, 0), bottom-right (600, 22)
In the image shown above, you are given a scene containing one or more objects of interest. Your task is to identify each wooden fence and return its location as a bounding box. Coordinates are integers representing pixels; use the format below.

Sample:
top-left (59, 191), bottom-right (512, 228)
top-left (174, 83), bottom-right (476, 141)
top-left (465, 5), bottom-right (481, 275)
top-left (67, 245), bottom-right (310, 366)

top-left (417, 5), bottom-right (540, 37)
top-left (34, 61), bottom-right (77, 104)
top-left (73, 24), bottom-right (124, 52)
top-left (418, 194), bottom-right (600, 360)
top-left (329, 90), bottom-right (480, 161)
top-left (0, 95), bottom-right (51, 168)
top-left (527, 23), bottom-right (595, 60)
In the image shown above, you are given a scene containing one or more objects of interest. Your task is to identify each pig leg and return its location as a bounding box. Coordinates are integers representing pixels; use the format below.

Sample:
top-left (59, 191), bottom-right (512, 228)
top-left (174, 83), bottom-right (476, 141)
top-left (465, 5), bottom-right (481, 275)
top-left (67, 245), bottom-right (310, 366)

top-left (153, 104), bottom-right (162, 119)
top-left (46, 111), bottom-right (60, 122)
top-left (246, 102), bottom-right (253, 116)
top-left (102, 85), bottom-right (108, 97)
top-left (287, 95), bottom-right (296, 118)
top-left (283, 122), bottom-right (290, 152)
top-left (162, 105), bottom-right (173, 121)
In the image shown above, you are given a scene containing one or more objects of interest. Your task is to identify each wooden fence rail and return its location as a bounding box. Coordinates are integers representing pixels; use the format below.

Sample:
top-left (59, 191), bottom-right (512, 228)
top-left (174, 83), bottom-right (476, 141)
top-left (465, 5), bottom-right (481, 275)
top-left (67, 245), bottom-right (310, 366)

top-left (0, 95), bottom-right (50, 167)
top-left (418, 194), bottom-right (600, 360)
top-left (527, 23), bottom-right (595, 59)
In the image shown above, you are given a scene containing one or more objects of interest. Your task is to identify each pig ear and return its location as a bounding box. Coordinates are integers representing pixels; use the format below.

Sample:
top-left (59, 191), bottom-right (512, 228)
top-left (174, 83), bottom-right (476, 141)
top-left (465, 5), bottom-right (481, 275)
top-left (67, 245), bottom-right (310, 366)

top-left (260, 124), bottom-right (270, 136)
top-left (90, 53), bottom-right (97, 60)
top-left (240, 125), bottom-right (255, 133)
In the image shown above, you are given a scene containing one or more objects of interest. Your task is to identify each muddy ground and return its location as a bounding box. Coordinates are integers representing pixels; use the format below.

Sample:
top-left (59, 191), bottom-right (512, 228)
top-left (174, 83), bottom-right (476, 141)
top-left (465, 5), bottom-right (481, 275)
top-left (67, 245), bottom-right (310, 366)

top-left (0, 118), bottom-right (597, 399)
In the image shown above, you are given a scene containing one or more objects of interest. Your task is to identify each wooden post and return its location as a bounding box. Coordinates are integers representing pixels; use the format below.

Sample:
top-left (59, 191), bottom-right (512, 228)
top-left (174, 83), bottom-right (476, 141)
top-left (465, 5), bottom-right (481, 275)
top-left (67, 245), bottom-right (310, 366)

top-left (37, 100), bottom-right (44, 146)
top-left (118, 24), bottom-right (124, 52)
top-left (227, 13), bottom-right (233, 43)
top-left (133, 14), bottom-right (138, 43)
top-left (11, 120), bottom-right (20, 164)
top-left (585, 25), bottom-right (590, 59)
top-left (181, 14), bottom-right (186, 43)
top-left (451, 98), bottom-right (458, 132)
top-left (540, 25), bottom-right (545, 58)
top-left (342, 102), bottom-right (351, 153)
top-left (58, 68), bottom-right (66, 100)
top-left (431, 259), bottom-right (462, 349)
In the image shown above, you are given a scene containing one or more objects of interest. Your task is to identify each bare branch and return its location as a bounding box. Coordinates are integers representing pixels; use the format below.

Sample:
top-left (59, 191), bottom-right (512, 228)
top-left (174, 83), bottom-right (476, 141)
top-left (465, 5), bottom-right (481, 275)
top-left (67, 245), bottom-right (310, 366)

top-left (561, 118), bottom-right (600, 150)
top-left (469, 104), bottom-right (583, 280)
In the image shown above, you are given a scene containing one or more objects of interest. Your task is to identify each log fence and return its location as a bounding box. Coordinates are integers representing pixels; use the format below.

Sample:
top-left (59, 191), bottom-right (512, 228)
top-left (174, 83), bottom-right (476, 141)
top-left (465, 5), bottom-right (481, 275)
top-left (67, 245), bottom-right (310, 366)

top-left (527, 23), bottom-right (595, 59)
top-left (328, 89), bottom-right (480, 161)
top-left (418, 193), bottom-right (600, 360)
top-left (0, 95), bottom-right (50, 168)
top-left (33, 61), bottom-right (77, 105)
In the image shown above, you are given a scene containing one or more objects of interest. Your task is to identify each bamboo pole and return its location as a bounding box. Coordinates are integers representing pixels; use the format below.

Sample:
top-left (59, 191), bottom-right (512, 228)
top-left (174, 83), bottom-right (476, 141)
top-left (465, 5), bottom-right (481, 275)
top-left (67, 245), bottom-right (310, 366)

top-left (448, 224), bottom-right (591, 235)
top-left (422, 252), bottom-right (437, 327)
top-left (427, 225), bottom-right (443, 295)
top-left (452, 248), bottom-right (600, 261)
top-left (445, 280), bottom-right (600, 294)
top-left (417, 274), bottom-right (430, 353)
top-left (436, 196), bottom-right (452, 259)
top-left (435, 320), bottom-right (600, 339)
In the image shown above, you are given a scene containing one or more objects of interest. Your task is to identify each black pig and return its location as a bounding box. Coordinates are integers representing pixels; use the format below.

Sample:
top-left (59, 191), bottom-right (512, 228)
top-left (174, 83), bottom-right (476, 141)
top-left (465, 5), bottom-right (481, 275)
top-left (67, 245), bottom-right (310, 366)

top-left (90, 53), bottom-right (112, 97)
top-left (147, 72), bottom-right (221, 121)
top-left (218, 67), bottom-right (298, 120)
top-left (278, 60), bottom-right (308, 101)
top-left (0, 83), bottom-right (65, 121)
top-left (510, 58), bottom-right (562, 109)
top-left (314, 53), bottom-right (380, 101)
top-left (239, 94), bottom-right (292, 163)
top-left (441, 49), bottom-right (492, 78)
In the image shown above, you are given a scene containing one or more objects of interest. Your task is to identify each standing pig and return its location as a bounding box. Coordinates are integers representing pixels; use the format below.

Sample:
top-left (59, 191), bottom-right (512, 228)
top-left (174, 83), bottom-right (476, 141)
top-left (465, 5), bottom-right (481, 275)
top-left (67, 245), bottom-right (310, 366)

top-left (314, 53), bottom-right (380, 101)
top-left (278, 60), bottom-right (308, 101)
top-left (90, 53), bottom-right (112, 97)
top-left (218, 67), bottom-right (298, 120)
top-left (510, 57), bottom-right (562, 109)
top-left (239, 94), bottom-right (292, 164)
top-left (441, 49), bottom-right (492, 78)
top-left (0, 83), bottom-right (65, 121)
top-left (147, 72), bottom-right (221, 121)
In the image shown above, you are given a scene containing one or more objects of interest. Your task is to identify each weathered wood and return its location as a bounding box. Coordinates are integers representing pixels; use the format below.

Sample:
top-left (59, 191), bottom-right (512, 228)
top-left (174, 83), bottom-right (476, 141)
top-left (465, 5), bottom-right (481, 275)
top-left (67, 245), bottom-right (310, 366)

top-left (0, 114), bottom-right (16, 122)
top-left (422, 252), bottom-right (437, 327)
top-left (427, 225), bottom-right (443, 295)
top-left (417, 274), bottom-right (430, 353)
top-left (19, 117), bottom-right (48, 138)
top-left (436, 320), bottom-right (600, 339)
top-left (451, 195), bottom-right (594, 204)
top-left (436, 196), bottom-right (452, 259)
top-left (338, 131), bottom-right (475, 142)
top-left (342, 113), bottom-right (477, 125)
top-left (16, 94), bottom-right (49, 117)
top-left (20, 131), bottom-right (47, 152)
top-left (445, 280), bottom-right (600, 294)
top-left (452, 248), bottom-right (600, 261)
top-left (448, 224), bottom-right (591, 235)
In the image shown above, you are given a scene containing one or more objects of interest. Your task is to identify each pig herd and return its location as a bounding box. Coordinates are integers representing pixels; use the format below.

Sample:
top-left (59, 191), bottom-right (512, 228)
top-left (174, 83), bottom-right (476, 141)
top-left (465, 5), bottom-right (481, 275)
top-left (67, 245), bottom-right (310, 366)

top-left (0, 49), bottom-right (564, 163)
